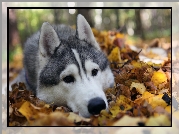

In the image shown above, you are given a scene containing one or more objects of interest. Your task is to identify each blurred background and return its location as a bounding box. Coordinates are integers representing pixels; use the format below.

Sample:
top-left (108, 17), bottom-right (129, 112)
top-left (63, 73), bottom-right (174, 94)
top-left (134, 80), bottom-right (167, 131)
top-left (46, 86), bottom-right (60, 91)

top-left (8, 7), bottom-right (171, 57)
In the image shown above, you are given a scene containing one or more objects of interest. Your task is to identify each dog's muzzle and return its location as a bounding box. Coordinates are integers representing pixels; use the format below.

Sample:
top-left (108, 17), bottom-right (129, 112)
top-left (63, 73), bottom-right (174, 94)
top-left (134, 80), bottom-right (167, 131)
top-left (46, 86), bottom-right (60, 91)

top-left (87, 97), bottom-right (106, 115)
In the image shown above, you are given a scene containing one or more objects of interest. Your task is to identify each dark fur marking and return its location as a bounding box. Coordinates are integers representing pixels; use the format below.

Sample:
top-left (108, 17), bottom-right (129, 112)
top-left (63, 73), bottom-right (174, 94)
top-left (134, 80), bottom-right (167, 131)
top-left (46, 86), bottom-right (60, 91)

top-left (24, 25), bottom-right (109, 88)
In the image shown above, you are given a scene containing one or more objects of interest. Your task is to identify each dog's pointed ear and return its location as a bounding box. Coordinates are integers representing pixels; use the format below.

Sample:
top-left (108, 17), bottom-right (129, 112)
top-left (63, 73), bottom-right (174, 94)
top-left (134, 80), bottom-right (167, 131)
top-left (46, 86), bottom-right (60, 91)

top-left (76, 14), bottom-right (101, 50)
top-left (39, 22), bottom-right (60, 69)
top-left (39, 22), bottom-right (60, 58)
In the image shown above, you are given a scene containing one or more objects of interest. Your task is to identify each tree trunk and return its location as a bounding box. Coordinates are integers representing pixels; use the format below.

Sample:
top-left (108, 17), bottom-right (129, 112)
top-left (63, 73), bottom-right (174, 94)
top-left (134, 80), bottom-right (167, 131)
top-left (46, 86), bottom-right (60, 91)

top-left (115, 9), bottom-right (120, 29)
top-left (135, 9), bottom-right (145, 39)
top-left (9, 9), bottom-right (20, 50)
top-left (77, 8), bottom-right (94, 27)
top-left (53, 9), bottom-right (61, 24)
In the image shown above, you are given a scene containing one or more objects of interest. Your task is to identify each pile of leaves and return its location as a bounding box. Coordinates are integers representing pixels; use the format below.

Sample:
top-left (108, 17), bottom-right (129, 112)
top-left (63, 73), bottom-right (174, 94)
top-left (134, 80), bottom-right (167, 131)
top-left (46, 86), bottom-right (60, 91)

top-left (9, 29), bottom-right (175, 126)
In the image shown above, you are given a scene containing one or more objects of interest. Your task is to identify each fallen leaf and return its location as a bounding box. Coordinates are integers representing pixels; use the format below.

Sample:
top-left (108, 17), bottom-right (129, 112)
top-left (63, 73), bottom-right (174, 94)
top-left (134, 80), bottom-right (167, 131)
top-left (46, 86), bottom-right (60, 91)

top-left (130, 82), bottom-right (146, 94)
top-left (151, 70), bottom-right (167, 87)
top-left (145, 115), bottom-right (171, 126)
top-left (112, 115), bottom-right (146, 126)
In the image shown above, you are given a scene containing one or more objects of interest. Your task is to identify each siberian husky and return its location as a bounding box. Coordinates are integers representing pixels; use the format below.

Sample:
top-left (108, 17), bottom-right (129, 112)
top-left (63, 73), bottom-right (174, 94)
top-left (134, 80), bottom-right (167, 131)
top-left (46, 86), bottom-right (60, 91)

top-left (10, 14), bottom-right (114, 117)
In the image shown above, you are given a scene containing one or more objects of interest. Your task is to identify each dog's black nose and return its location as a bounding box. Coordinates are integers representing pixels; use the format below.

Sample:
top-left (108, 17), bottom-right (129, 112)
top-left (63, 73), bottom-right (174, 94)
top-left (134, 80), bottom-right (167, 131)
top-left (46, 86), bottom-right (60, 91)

top-left (88, 97), bottom-right (106, 115)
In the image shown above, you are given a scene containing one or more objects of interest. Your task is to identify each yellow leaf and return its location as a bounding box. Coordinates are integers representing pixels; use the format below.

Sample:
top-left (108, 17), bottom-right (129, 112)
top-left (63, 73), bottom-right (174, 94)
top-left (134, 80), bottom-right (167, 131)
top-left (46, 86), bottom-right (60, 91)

top-left (92, 28), bottom-right (99, 36)
top-left (108, 47), bottom-right (122, 63)
top-left (146, 115), bottom-right (171, 126)
top-left (131, 60), bottom-right (142, 68)
top-left (116, 95), bottom-right (133, 106)
top-left (31, 112), bottom-right (74, 126)
top-left (130, 82), bottom-right (146, 94)
top-left (110, 95), bottom-right (133, 117)
top-left (116, 33), bottom-right (125, 38)
top-left (134, 97), bottom-right (144, 105)
top-left (98, 110), bottom-right (113, 126)
top-left (112, 115), bottom-right (146, 126)
top-left (18, 101), bottom-right (40, 123)
top-left (142, 92), bottom-right (168, 109)
top-left (165, 105), bottom-right (171, 114)
top-left (151, 71), bottom-right (167, 86)
top-left (121, 48), bottom-right (127, 53)
top-left (67, 112), bottom-right (90, 123)
top-left (100, 109), bottom-right (112, 119)
top-left (148, 94), bottom-right (168, 109)
top-left (142, 91), bottom-right (154, 99)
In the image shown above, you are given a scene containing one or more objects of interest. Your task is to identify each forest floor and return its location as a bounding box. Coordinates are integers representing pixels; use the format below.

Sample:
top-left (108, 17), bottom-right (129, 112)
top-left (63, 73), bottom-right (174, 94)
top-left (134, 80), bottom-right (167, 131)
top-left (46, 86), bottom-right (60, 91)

top-left (2, 31), bottom-right (179, 133)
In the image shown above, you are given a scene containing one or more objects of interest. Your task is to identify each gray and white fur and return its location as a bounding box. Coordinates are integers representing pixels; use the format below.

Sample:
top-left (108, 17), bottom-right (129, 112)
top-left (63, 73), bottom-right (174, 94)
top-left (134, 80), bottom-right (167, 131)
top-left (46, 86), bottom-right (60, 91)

top-left (10, 14), bottom-right (114, 118)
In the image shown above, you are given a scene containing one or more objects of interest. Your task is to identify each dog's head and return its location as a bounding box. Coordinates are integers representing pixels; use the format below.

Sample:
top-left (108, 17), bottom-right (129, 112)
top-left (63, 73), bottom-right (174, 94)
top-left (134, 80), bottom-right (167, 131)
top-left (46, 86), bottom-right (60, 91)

top-left (36, 14), bottom-right (114, 117)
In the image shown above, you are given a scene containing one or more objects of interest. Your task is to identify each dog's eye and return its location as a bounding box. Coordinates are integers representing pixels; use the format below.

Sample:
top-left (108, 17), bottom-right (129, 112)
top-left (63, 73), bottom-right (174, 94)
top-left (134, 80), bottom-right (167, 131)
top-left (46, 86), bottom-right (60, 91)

top-left (63, 75), bottom-right (75, 83)
top-left (92, 69), bottom-right (98, 76)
